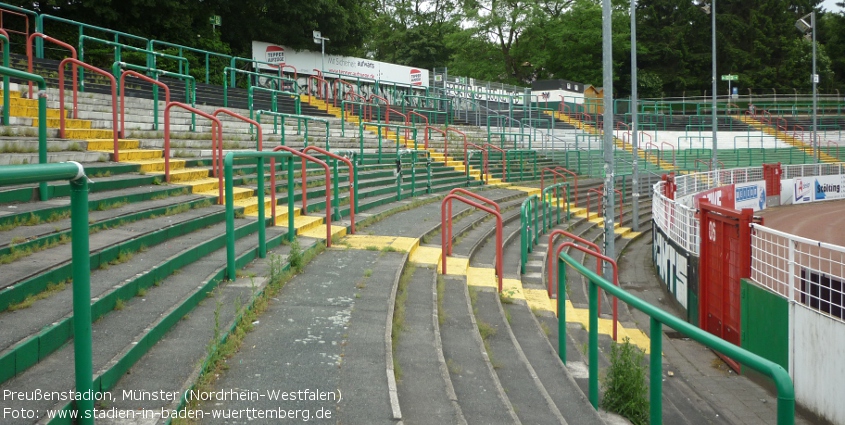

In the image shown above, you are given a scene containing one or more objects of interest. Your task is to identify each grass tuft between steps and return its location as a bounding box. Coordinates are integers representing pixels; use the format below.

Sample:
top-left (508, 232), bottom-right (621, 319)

top-left (391, 262), bottom-right (416, 382)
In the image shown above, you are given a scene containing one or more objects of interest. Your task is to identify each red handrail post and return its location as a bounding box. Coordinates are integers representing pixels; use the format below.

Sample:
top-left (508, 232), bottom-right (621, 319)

top-left (272, 146), bottom-right (333, 246)
top-left (547, 229), bottom-right (618, 341)
top-left (483, 143), bottom-right (507, 182)
top-left (441, 194), bottom-right (503, 291)
top-left (303, 146), bottom-right (356, 234)
top-left (213, 109), bottom-right (268, 214)
top-left (446, 127), bottom-right (467, 162)
top-left (58, 58), bottom-right (118, 160)
top-left (553, 167), bottom-right (579, 207)
top-left (163, 102), bottom-right (223, 190)
top-left (121, 71), bottom-right (170, 139)
top-left (28, 33), bottom-right (78, 118)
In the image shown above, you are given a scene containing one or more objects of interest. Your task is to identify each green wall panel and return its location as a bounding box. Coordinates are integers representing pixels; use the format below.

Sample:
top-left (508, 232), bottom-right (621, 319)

top-left (741, 278), bottom-right (789, 372)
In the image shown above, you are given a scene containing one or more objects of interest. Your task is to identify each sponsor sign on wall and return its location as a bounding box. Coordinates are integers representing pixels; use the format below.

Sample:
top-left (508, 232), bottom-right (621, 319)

top-left (251, 41), bottom-right (429, 87)
top-left (733, 182), bottom-right (767, 212)
top-left (792, 175), bottom-right (845, 204)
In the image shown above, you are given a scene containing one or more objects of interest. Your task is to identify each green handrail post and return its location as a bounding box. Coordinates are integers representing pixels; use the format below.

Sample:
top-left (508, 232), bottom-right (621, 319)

top-left (0, 66), bottom-right (49, 199)
top-left (426, 154), bottom-right (432, 194)
top-left (557, 250), bottom-right (796, 424)
top-left (353, 155), bottom-right (360, 212)
top-left (0, 33), bottom-right (9, 126)
top-left (225, 151), bottom-right (296, 279)
top-left (0, 161), bottom-right (94, 424)
top-left (520, 194), bottom-right (539, 273)
top-left (557, 256), bottom-right (566, 363)
top-left (650, 317), bottom-right (663, 424)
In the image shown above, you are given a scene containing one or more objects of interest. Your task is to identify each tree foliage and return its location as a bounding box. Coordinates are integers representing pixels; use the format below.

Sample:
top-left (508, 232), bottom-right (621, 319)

top-left (7, 0), bottom-right (845, 96)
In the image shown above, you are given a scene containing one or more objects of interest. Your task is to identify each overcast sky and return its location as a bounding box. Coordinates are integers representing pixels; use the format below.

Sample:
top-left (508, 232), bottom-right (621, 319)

top-left (822, 0), bottom-right (842, 13)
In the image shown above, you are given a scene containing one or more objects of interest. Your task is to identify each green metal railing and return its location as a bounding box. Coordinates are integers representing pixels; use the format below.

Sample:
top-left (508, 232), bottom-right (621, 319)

top-left (150, 39), bottom-right (233, 85)
top-left (229, 57), bottom-right (289, 87)
top-left (255, 110), bottom-right (329, 149)
top-left (520, 194), bottom-right (540, 274)
top-left (224, 151), bottom-right (295, 280)
top-left (396, 149), bottom-right (432, 200)
top-left (489, 131), bottom-right (532, 150)
top-left (248, 87), bottom-right (301, 132)
top-left (505, 150), bottom-right (537, 182)
top-left (542, 182), bottom-right (570, 232)
top-left (113, 61), bottom-right (196, 131)
top-left (36, 13), bottom-right (148, 59)
top-left (556, 248), bottom-right (795, 425)
top-left (0, 66), bottom-right (48, 200)
top-left (223, 67), bottom-right (298, 107)
top-left (360, 121), bottom-right (418, 164)
top-left (341, 100), bottom-right (383, 136)
top-left (80, 36), bottom-right (187, 92)
top-left (0, 31), bottom-right (9, 126)
top-left (0, 162), bottom-right (93, 424)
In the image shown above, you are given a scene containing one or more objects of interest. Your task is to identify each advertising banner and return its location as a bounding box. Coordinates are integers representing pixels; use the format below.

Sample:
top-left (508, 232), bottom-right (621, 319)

top-left (733, 181), bottom-right (767, 212)
top-left (793, 175), bottom-right (845, 204)
top-left (251, 41), bottom-right (429, 87)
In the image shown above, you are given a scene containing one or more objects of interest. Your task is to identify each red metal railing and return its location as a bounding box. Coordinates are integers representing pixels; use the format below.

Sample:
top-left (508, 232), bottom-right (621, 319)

top-left (333, 79), bottom-right (358, 107)
top-left (164, 102), bottom-right (222, 187)
top-left (441, 193), bottom-right (503, 291)
top-left (272, 145), bottom-right (333, 246)
top-left (280, 64), bottom-right (297, 81)
top-left (425, 125), bottom-right (445, 151)
top-left (213, 109), bottom-right (267, 211)
top-left (58, 58), bottom-right (118, 159)
top-left (28, 33), bottom-right (77, 118)
top-left (385, 107), bottom-right (406, 129)
top-left (586, 186), bottom-right (624, 228)
top-left (553, 167), bottom-right (579, 207)
top-left (407, 110), bottom-right (428, 128)
top-left (445, 188), bottom-right (500, 255)
top-left (547, 230), bottom-right (618, 340)
top-left (541, 167), bottom-right (567, 194)
top-left (0, 8), bottom-right (28, 39)
top-left (302, 146), bottom-right (356, 234)
top-left (308, 75), bottom-right (329, 104)
top-left (120, 71), bottom-right (169, 138)
top-left (660, 141), bottom-right (676, 166)
top-left (343, 91), bottom-right (372, 121)
top-left (483, 143), bottom-right (507, 182)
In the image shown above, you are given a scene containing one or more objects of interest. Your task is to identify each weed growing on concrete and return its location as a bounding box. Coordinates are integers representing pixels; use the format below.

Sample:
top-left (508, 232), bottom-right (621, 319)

top-left (601, 337), bottom-right (649, 425)
top-left (114, 298), bottom-right (125, 311)
top-left (437, 275), bottom-right (447, 325)
top-left (391, 262), bottom-right (416, 382)
top-left (7, 280), bottom-right (68, 311)
top-left (363, 268), bottom-right (373, 278)
top-left (287, 237), bottom-right (303, 273)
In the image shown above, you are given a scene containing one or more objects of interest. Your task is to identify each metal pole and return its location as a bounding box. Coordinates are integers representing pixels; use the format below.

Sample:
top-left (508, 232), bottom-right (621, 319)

top-left (812, 11), bottom-right (818, 163)
top-left (630, 0), bottom-right (639, 232)
top-left (601, 0), bottom-right (616, 278)
top-left (71, 176), bottom-right (94, 425)
top-left (711, 0), bottom-right (719, 175)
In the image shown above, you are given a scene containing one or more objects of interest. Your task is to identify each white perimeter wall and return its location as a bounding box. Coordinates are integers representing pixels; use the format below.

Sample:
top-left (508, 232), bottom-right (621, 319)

top-left (791, 304), bottom-right (845, 425)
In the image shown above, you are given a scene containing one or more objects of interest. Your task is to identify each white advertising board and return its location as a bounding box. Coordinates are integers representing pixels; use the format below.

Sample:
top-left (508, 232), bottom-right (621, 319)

top-left (251, 41), bottom-right (428, 87)
top-left (733, 181), bottom-right (767, 212)
top-left (792, 174), bottom-right (845, 204)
